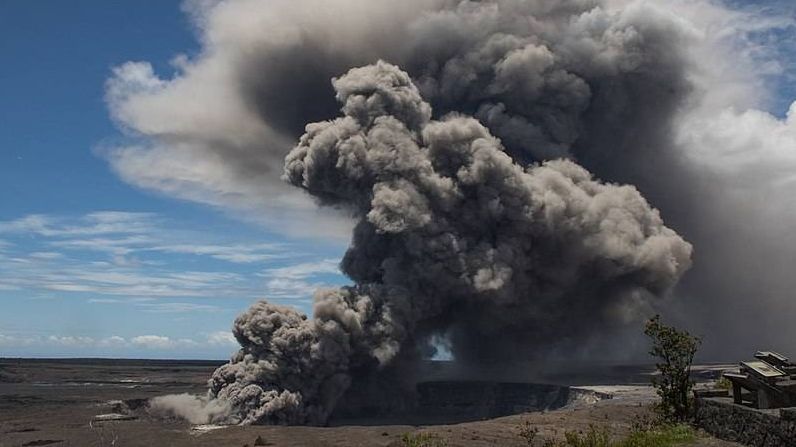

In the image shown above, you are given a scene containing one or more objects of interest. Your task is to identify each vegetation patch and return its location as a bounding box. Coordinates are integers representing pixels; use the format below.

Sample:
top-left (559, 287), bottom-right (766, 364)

top-left (400, 432), bottom-right (448, 447)
top-left (620, 423), bottom-right (696, 447)
top-left (519, 423), bottom-right (696, 447)
top-left (713, 376), bottom-right (732, 391)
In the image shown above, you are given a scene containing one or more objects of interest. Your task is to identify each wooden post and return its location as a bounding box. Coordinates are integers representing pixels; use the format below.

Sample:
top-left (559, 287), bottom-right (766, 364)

top-left (758, 388), bottom-right (771, 409)
top-left (732, 382), bottom-right (742, 404)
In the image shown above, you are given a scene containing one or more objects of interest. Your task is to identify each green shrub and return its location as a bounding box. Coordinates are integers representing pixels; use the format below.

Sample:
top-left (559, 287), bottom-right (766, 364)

top-left (713, 376), bottom-right (732, 391)
top-left (518, 422), bottom-right (696, 447)
top-left (619, 423), bottom-right (695, 447)
top-left (562, 424), bottom-right (612, 447)
top-left (400, 432), bottom-right (448, 447)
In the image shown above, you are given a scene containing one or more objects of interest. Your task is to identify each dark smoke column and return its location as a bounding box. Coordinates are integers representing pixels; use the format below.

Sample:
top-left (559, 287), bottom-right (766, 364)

top-left (208, 61), bottom-right (692, 425)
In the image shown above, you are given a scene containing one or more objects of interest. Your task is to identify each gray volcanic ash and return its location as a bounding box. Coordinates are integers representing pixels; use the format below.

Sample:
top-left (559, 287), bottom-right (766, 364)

top-left (205, 61), bottom-right (691, 425)
top-left (107, 0), bottom-right (796, 362)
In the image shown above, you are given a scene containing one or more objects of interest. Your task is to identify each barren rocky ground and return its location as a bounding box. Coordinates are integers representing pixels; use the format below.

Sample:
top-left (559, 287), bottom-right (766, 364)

top-left (0, 359), bottom-right (742, 447)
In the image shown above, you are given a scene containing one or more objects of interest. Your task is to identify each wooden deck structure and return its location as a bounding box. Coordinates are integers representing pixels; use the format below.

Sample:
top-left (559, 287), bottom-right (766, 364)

top-left (723, 351), bottom-right (796, 409)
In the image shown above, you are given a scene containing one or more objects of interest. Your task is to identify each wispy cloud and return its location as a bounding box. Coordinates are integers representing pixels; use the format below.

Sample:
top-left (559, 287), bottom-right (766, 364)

top-left (0, 211), bottom-right (345, 302)
top-left (0, 212), bottom-right (289, 263)
top-left (264, 259), bottom-right (340, 279)
top-left (261, 259), bottom-right (342, 299)
top-left (0, 212), bottom-right (157, 237)
top-left (28, 252), bottom-right (64, 260)
top-left (87, 297), bottom-right (221, 313)
top-left (49, 235), bottom-right (156, 255)
top-left (150, 243), bottom-right (288, 263)
top-left (139, 301), bottom-right (221, 313)
top-left (0, 211), bottom-right (347, 355)
top-left (10, 266), bottom-right (246, 298)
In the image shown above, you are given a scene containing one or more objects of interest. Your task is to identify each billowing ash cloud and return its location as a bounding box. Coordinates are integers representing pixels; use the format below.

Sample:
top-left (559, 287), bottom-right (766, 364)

top-left (106, 0), bottom-right (796, 362)
top-left (106, 0), bottom-right (796, 426)
top-left (107, 0), bottom-right (697, 235)
top-left (206, 61), bottom-right (691, 425)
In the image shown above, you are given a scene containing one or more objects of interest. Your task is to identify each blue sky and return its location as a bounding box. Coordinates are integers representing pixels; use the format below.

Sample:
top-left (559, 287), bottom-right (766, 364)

top-left (0, 1), bottom-right (347, 359)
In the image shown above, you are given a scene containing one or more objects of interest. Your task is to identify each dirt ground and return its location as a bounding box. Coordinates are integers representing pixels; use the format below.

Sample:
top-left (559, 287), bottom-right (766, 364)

top-left (0, 359), bottom-right (742, 447)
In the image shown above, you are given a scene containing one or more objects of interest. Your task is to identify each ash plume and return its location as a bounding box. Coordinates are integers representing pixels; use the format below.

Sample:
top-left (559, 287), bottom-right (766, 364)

top-left (106, 0), bottom-right (796, 360)
top-left (207, 61), bottom-right (691, 425)
top-left (105, 0), bottom-right (796, 425)
top-left (149, 393), bottom-right (232, 424)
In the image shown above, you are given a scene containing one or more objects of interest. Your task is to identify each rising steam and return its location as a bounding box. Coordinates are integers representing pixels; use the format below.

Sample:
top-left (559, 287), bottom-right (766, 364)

top-left (205, 61), bottom-right (691, 425)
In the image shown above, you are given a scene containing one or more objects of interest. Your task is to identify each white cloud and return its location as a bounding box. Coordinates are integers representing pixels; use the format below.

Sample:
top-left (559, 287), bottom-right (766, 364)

top-left (0, 333), bottom-right (234, 352)
top-left (0, 211), bottom-right (343, 301)
top-left (97, 335), bottom-right (128, 348)
top-left (0, 212), bottom-right (156, 238)
top-left (49, 235), bottom-right (157, 255)
top-left (261, 259), bottom-right (343, 299)
top-left (48, 335), bottom-right (97, 347)
top-left (131, 335), bottom-right (179, 349)
top-left (0, 212), bottom-right (296, 264)
top-left (0, 282), bottom-right (21, 291)
top-left (130, 335), bottom-right (173, 349)
top-left (138, 302), bottom-right (221, 313)
top-left (106, 62), bottom-right (167, 111)
top-left (86, 298), bottom-right (220, 313)
top-left (28, 252), bottom-right (64, 260)
top-left (0, 333), bottom-right (33, 347)
top-left (645, 0), bottom-right (796, 189)
top-left (87, 298), bottom-right (123, 304)
top-left (207, 331), bottom-right (238, 347)
top-left (263, 277), bottom-right (322, 300)
top-left (678, 102), bottom-right (796, 185)
top-left (263, 259), bottom-right (340, 280)
top-left (35, 268), bottom-right (243, 298)
top-left (102, 0), bottom-right (382, 241)
top-left (151, 243), bottom-right (286, 263)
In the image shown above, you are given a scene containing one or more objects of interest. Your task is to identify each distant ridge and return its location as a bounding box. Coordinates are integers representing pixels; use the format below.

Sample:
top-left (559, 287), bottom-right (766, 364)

top-left (0, 357), bottom-right (227, 366)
